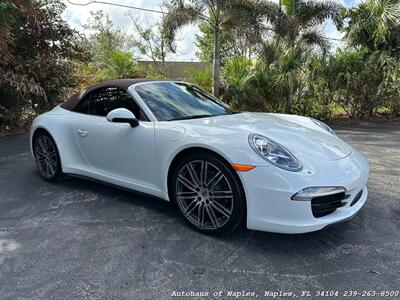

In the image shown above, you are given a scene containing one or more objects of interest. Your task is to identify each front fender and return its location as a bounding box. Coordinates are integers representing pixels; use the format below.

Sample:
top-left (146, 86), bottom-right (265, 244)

top-left (154, 122), bottom-right (270, 200)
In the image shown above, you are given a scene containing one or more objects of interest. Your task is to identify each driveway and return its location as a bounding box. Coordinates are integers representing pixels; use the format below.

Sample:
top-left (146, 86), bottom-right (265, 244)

top-left (0, 122), bottom-right (399, 299)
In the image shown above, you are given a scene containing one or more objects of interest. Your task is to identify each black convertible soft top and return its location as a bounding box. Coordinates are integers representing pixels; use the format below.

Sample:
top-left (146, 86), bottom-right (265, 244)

top-left (60, 78), bottom-right (163, 111)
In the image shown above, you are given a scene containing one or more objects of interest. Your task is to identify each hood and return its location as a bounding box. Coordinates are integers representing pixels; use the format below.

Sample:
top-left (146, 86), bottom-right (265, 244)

top-left (179, 112), bottom-right (352, 161)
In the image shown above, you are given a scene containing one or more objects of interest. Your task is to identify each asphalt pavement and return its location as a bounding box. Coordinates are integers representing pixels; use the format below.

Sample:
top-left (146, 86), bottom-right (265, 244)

top-left (0, 122), bottom-right (399, 299)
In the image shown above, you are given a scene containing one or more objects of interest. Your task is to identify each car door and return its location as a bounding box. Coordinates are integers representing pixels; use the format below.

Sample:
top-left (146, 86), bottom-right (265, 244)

top-left (73, 86), bottom-right (158, 194)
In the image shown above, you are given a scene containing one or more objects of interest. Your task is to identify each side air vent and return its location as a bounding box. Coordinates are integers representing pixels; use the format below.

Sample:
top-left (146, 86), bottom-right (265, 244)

top-left (350, 190), bottom-right (363, 207)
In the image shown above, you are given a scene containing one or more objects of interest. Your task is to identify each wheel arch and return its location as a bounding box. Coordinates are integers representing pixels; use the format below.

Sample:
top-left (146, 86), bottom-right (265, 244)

top-left (166, 147), bottom-right (247, 211)
top-left (32, 127), bottom-right (52, 146)
top-left (31, 127), bottom-right (59, 152)
top-left (31, 126), bottom-right (63, 169)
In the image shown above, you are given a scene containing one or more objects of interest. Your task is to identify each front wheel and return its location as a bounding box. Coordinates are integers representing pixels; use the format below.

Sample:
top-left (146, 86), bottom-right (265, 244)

top-left (171, 152), bottom-right (246, 234)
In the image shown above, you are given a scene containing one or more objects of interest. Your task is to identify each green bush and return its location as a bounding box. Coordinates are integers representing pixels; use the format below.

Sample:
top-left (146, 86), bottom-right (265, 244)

top-left (0, 0), bottom-right (85, 131)
top-left (184, 68), bottom-right (212, 93)
top-left (291, 97), bottom-right (333, 121)
top-left (221, 56), bottom-right (286, 112)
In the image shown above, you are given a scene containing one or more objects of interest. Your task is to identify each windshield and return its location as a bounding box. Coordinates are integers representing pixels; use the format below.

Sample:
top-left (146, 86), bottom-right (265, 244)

top-left (134, 82), bottom-right (234, 121)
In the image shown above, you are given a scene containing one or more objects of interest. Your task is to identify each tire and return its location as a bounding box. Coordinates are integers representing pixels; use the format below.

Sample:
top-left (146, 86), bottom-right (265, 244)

top-left (33, 131), bottom-right (63, 181)
top-left (171, 151), bottom-right (246, 234)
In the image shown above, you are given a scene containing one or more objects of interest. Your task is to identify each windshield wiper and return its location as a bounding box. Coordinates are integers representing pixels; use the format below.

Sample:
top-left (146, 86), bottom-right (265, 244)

top-left (168, 114), bottom-right (215, 121)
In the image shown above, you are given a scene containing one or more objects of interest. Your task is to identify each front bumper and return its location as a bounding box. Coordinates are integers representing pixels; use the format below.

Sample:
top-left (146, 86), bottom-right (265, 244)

top-left (239, 149), bottom-right (369, 234)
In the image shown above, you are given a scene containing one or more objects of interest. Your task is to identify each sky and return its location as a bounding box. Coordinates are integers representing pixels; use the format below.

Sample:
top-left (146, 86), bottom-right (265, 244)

top-left (62, 0), bottom-right (361, 61)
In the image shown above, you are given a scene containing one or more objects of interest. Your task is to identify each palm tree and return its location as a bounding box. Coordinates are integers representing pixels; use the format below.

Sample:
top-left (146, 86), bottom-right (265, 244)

top-left (342, 0), bottom-right (400, 56)
top-left (162, 0), bottom-right (271, 97)
top-left (268, 42), bottom-right (310, 113)
top-left (258, 0), bottom-right (340, 113)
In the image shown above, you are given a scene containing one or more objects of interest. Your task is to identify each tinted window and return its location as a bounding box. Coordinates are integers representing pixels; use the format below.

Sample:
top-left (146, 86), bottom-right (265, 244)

top-left (74, 95), bottom-right (90, 114)
top-left (74, 87), bottom-right (146, 120)
top-left (135, 82), bottom-right (233, 121)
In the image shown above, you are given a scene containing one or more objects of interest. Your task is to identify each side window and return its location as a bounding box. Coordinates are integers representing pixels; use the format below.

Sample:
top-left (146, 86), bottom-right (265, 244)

top-left (102, 87), bottom-right (146, 121)
top-left (74, 95), bottom-right (90, 114)
top-left (89, 88), bottom-right (108, 116)
top-left (74, 87), bottom-right (147, 121)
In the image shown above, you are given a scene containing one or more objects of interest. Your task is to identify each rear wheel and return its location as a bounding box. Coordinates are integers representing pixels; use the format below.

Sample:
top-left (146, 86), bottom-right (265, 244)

top-left (171, 152), bottom-right (245, 234)
top-left (33, 132), bottom-right (63, 181)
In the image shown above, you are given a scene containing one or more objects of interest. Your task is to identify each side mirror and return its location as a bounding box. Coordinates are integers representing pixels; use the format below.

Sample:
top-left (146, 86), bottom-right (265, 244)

top-left (106, 108), bottom-right (139, 128)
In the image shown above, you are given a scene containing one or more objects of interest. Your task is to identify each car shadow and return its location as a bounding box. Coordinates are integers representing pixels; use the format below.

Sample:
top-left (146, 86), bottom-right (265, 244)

top-left (53, 174), bottom-right (362, 255)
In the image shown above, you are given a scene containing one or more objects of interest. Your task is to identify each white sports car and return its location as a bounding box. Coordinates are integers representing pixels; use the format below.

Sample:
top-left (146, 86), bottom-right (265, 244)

top-left (30, 79), bottom-right (369, 234)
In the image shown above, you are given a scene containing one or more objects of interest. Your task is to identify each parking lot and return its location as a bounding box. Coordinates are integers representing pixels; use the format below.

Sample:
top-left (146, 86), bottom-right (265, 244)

top-left (0, 122), bottom-right (399, 299)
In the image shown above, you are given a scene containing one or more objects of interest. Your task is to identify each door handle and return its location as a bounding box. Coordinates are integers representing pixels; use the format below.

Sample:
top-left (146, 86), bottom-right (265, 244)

top-left (77, 129), bottom-right (88, 137)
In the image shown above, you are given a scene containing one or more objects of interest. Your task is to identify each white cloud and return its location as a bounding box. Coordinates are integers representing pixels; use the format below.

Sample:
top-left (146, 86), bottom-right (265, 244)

top-left (341, 0), bottom-right (362, 8)
top-left (324, 21), bottom-right (346, 51)
top-left (62, 0), bottom-right (360, 60)
top-left (62, 0), bottom-right (200, 61)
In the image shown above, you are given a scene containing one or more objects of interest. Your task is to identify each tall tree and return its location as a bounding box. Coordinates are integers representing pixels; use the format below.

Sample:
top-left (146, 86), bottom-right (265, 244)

top-left (77, 11), bottom-right (137, 83)
top-left (258, 0), bottom-right (340, 113)
top-left (195, 21), bottom-right (231, 67)
top-left (0, 1), bottom-right (18, 65)
top-left (162, 0), bottom-right (265, 97)
top-left (337, 0), bottom-right (400, 117)
top-left (341, 0), bottom-right (400, 57)
top-left (0, 0), bottom-right (85, 129)
top-left (129, 15), bottom-right (172, 76)
top-left (195, 20), bottom-right (256, 66)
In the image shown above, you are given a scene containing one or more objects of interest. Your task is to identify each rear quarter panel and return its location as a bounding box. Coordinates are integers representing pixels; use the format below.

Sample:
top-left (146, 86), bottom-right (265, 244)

top-left (30, 106), bottom-right (88, 173)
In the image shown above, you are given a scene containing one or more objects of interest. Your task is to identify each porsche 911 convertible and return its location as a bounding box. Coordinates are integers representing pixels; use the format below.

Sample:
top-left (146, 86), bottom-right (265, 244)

top-left (30, 79), bottom-right (369, 234)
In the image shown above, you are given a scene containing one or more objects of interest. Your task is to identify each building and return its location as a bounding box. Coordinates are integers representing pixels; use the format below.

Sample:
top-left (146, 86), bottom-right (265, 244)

top-left (137, 60), bottom-right (212, 80)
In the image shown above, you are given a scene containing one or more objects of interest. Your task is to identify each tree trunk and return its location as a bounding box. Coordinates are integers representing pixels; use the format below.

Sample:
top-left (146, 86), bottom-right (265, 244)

top-left (285, 81), bottom-right (293, 114)
top-left (212, 24), bottom-right (220, 97)
top-left (160, 38), bottom-right (167, 77)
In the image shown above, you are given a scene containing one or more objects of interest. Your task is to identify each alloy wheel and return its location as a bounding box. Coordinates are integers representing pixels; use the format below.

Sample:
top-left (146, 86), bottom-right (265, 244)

top-left (34, 135), bottom-right (58, 179)
top-left (175, 160), bottom-right (234, 230)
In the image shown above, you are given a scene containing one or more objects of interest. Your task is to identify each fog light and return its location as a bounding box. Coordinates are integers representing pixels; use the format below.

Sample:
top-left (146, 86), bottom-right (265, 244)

top-left (291, 186), bottom-right (346, 201)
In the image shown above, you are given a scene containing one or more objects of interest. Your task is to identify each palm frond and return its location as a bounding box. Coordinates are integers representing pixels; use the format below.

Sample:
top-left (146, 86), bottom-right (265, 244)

top-left (222, 0), bottom-right (280, 43)
top-left (296, 0), bottom-right (341, 27)
top-left (342, 0), bottom-right (400, 53)
top-left (162, 2), bottom-right (205, 52)
top-left (368, 0), bottom-right (400, 25)
top-left (301, 30), bottom-right (329, 53)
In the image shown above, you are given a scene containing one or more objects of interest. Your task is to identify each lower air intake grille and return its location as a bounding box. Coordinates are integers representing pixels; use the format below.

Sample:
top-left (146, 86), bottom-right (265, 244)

top-left (311, 192), bottom-right (347, 218)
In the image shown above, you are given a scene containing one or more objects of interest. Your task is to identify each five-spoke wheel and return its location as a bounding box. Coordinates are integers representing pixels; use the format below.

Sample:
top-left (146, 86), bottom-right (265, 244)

top-left (172, 152), bottom-right (245, 234)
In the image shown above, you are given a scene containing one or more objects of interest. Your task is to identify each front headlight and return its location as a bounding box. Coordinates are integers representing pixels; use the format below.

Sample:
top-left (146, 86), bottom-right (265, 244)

top-left (311, 118), bottom-right (336, 136)
top-left (248, 134), bottom-right (302, 172)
